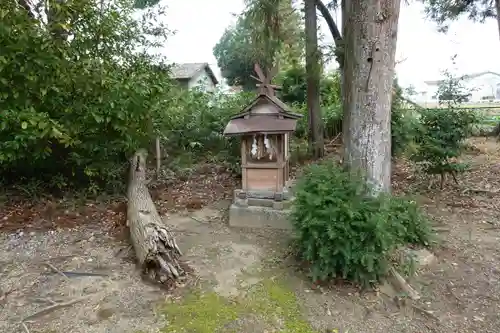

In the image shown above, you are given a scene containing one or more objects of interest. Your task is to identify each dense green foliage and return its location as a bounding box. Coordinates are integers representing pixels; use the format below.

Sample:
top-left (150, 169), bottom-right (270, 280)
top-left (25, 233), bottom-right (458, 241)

top-left (410, 71), bottom-right (480, 179)
top-left (161, 90), bottom-right (253, 170)
top-left (213, 20), bottom-right (258, 90)
top-left (276, 66), bottom-right (343, 139)
top-left (391, 81), bottom-right (420, 156)
top-left (276, 66), bottom-right (341, 105)
top-left (0, 0), bottom-right (250, 193)
top-left (421, 0), bottom-right (498, 32)
top-left (0, 0), bottom-right (175, 191)
top-left (411, 107), bottom-right (480, 176)
top-left (213, 1), bottom-right (303, 90)
top-left (291, 161), bottom-right (433, 287)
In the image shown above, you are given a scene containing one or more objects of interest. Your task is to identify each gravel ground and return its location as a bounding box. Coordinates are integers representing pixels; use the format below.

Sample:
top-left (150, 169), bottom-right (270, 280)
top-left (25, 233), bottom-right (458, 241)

top-left (0, 226), bottom-right (166, 333)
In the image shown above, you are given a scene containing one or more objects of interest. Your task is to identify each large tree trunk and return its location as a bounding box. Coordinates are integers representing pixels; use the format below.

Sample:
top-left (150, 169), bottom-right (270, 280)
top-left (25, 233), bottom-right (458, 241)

top-left (342, 0), bottom-right (401, 194)
top-left (340, 0), bottom-right (348, 148)
top-left (496, 0), bottom-right (500, 42)
top-left (305, 0), bottom-right (324, 159)
top-left (127, 149), bottom-right (186, 286)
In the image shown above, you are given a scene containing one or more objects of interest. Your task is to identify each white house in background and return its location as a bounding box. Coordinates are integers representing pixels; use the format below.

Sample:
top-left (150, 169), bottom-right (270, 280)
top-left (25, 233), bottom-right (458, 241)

top-left (170, 62), bottom-right (219, 92)
top-left (414, 71), bottom-right (500, 104)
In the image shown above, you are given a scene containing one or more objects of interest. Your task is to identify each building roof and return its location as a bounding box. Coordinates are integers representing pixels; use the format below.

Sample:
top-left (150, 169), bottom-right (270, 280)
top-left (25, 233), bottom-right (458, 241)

top-left (233, 94), bottom-right (303, 119)
top-left (170, 62), bottom-right (219, 85)
top-left (223, 93), bottom-right (303, 136)
top-left (424, 71), bottom-right (500, 86)
top-left (223, 116), bottom-right (298, 136)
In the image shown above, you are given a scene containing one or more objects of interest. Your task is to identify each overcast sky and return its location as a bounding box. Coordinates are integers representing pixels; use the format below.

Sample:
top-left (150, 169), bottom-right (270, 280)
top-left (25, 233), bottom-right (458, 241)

top-left (157, 0), bottom-right (500, 88)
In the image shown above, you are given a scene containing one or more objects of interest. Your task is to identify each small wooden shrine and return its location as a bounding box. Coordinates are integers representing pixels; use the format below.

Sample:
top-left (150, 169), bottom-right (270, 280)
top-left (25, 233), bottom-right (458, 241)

top-left (223, 64), bottom-right (302, 205)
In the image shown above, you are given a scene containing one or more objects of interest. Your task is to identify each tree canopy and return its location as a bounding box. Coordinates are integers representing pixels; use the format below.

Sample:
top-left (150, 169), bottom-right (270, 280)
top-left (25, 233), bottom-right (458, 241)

top-left (421, 0), bottom-right (499, 32)
top-left (213, 0), bottom-right (304, 90)
top-left (213, 19), bottom-right (259, 89)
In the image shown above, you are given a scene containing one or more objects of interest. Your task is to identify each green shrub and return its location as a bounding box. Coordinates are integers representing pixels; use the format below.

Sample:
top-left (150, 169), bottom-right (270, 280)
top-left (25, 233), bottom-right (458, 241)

top-left (391, 82), bottom-right (420, 156)
top-left (0, 1), bottom-right (251, 193)
top-left (291, 161), bottom-right (432, 287)
top-left (276, 66), bottom-right (341, 106)
top-left (410, 68), bottom-right (481, 185)
top-left (161, 90), bottom-right (252, 172)
top-left (411, 107), bottom-right (480, 179)
top-left (0, 0), bottom-right (176, 192)
top-left (388, 197), bottom-right (433, 245)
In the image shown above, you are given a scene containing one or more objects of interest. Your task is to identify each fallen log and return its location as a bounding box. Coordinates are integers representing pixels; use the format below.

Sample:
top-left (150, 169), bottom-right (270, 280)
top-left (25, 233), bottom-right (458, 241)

top-left (127, 149), bottom-right (185, 286)
top-left (387, 266), bottom-right (420, 300)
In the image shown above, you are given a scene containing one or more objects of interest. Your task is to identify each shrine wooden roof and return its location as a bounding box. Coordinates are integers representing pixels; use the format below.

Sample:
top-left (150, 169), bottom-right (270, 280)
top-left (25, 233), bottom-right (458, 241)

top-left (223, 93), bottom-right (302, 136)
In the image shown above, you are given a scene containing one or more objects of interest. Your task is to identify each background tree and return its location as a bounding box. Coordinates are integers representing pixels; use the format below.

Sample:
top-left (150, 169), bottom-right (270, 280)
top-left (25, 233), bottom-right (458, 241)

top-left (305, 0), bottom-right (324, 158)
top-left (277, 65), bottom-right (341, 104)
top-left (238, 0), bottom-right (326, 158)
top-left (213, 0), bottom-right (304, 90)
top-left (420, 0), bottom-right (500, 39)
top-left (213, 20), bottom-right (259, 90)
top-left (1, 0), bottom-right (173, 191)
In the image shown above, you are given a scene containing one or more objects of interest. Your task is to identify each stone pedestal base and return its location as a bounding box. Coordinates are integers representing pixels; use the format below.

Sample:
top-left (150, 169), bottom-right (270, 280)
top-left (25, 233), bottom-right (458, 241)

top-left (228, 204), bottom-right (292, 229)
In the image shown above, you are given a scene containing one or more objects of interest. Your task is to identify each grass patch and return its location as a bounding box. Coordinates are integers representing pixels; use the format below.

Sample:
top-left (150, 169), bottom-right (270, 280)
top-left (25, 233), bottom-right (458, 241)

top-left (160, 278), bottom-right (317, 333)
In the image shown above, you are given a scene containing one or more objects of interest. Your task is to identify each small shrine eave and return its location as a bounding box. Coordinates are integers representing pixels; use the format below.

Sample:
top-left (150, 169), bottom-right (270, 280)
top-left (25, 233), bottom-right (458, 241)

top-left (223, 93), bottom-right (303, 136)
top-left (223, 116), bottom-right (298, 136)
top-left (230, 94), bottom-right (303, 120)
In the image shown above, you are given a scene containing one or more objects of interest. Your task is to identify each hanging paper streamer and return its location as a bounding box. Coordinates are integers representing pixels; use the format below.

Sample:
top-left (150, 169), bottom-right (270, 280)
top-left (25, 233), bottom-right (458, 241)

top-left (263, 134), bottom-right (272, 160)
top-left (251, 135), bottom-right (257, 157)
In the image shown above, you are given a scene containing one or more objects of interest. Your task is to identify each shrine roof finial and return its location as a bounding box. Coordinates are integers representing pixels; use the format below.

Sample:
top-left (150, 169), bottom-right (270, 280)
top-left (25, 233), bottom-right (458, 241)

top-left (250, 63), bottom-right (281, 97)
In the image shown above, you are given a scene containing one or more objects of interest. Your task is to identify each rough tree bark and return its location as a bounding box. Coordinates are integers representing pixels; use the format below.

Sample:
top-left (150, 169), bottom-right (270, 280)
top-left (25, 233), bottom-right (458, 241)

top-left (342, 0), bottom-right (401, 194)
top-left (305, 0), bottom-right (324, 158)
top-left (127, 149), bottom-right (185, 285)
top-left (496, 0), bottom-right (500, 42)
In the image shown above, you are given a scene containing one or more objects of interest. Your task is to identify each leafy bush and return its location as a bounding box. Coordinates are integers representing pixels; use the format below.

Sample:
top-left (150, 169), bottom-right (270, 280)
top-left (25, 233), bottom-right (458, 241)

top-left (291, 161), bottom-right (432, 286)
top-left (391, 81), bottom-right (420, 156)
top-left (409, 69), bottom-right (480, 185)
top-left (277, 66), bottom-right (341, 106)
top-left (391, 106), bottom-right (419, 157)
top-left (388, 197), bottom-right (433, 245)
top-left (292, 102), bottom-right (342, 140)
top-left (276, 66), bottom-right (342, 140)
top-left (0, 0), bottom-right (177, 192)
top-left (411, 107), bottom-right (480, 179)
top-left (161, 90), bottom-right (253, 171)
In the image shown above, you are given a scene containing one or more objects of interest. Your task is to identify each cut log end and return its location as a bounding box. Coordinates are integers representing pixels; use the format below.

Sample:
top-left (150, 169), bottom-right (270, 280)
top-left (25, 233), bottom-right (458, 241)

top-left (127, 149), bottom-right (190, 288)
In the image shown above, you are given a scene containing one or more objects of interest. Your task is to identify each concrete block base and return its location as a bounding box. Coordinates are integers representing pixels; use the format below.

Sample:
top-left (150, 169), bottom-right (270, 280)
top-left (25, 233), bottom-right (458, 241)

top-left (228, 204), bottom-right (292, 229)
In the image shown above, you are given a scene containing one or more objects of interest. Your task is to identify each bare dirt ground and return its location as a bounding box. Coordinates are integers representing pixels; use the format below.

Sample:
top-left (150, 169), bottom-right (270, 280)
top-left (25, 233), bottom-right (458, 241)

top-left (1, 137), bottom-right (500, 333)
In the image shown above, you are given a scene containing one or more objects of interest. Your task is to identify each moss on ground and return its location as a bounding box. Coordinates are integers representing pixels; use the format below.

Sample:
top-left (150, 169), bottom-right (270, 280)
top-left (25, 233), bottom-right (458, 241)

top-left (160, 278), bottom-right (317, 333)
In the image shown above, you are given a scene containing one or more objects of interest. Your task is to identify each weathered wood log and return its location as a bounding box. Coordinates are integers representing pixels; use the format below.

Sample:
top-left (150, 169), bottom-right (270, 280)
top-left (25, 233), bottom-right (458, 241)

top-left (388, 266), bottom-right (420, 300)
top-left (127, 149), bottom-right (185, 286)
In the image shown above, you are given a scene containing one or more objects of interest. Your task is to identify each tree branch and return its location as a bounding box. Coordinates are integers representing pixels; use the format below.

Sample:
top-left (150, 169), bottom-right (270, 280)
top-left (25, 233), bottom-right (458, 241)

top-left (315, 0), bottom-right (344, 67)
top-left (315, 0), bottom-right (342, 45)
top-left (17, 0), bottom-right (35, 19)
